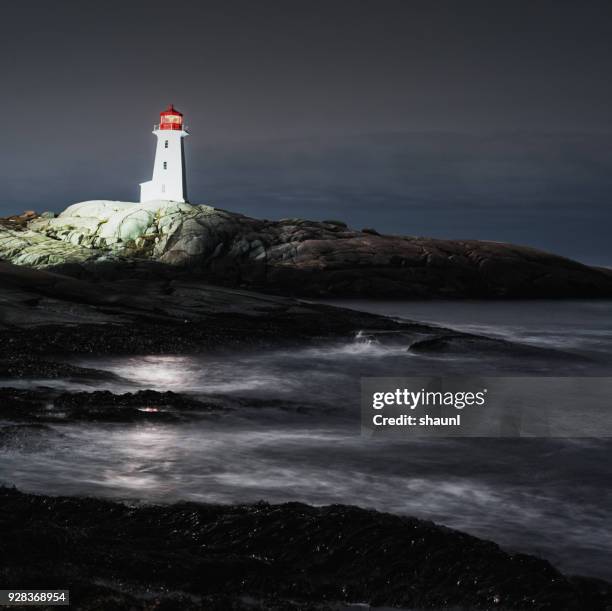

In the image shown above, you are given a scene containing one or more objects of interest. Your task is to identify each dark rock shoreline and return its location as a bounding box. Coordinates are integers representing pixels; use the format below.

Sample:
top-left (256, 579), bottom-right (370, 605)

top-left (1, 487), bottom-right (610, 611)
top-left (0, 261), bottom-right (577, 380)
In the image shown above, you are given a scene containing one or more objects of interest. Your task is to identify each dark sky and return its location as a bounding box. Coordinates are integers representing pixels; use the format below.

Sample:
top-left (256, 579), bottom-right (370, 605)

top-left (2, 0), bottom-right (612, 264)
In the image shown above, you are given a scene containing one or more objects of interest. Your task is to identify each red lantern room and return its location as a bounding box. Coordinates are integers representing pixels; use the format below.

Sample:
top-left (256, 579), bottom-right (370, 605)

top-left (159, 104), bottom-right (184, 130)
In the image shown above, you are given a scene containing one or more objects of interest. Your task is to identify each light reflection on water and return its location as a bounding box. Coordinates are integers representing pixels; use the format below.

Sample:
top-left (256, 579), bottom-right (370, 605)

top-left (1, 300), bottom-right (612, 581)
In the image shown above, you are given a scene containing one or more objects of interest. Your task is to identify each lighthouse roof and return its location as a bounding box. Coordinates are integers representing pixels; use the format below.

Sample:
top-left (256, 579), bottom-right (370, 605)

top-left (161, 104), bottom-right (182, 116)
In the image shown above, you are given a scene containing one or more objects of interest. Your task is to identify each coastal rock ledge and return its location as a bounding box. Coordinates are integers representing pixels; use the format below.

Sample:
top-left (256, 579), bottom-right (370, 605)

top-left (1, 200), bottom-right (611, 298)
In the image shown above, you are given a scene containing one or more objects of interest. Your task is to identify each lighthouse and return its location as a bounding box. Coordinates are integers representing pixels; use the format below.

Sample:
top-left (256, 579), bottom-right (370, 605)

top-left (140, 104), bottom-right (188, 203)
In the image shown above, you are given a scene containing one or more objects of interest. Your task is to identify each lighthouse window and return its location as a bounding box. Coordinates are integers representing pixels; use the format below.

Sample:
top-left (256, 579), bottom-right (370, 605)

top-left (163, 161), bottom-right (167, 170)
top-left (164, 140), bottom-right (168, 148)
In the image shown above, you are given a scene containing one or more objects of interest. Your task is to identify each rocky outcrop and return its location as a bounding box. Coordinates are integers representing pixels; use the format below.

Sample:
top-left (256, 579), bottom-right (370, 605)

top-left (1, 487), bottom-right (610, 610)
top-left (2, 200), bottom-right (611, 298)
top-left (0, 209), bottom-right (38, 229)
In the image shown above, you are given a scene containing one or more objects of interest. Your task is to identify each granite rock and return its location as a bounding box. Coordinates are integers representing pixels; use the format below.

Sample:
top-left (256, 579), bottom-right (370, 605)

top-left (1, 200), bottom-right (610, 298)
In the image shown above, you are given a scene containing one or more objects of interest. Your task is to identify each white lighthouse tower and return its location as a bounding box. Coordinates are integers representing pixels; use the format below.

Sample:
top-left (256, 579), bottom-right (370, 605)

top-left (140, 104), bottom-right (188, 203)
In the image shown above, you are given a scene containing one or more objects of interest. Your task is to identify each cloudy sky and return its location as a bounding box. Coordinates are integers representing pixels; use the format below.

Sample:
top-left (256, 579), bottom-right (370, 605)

top-left (2, 0), bottom-right (612, 263)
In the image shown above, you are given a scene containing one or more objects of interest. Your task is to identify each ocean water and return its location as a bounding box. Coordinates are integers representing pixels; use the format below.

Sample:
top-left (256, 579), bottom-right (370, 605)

top-left (1, 299), bottom-right (611, 581)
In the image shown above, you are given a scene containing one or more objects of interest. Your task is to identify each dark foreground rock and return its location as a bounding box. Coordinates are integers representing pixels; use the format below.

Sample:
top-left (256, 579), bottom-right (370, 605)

top-left (0, 487), bottom-right (610, 611)
top-left (2, 201), bottom-right (612, 299)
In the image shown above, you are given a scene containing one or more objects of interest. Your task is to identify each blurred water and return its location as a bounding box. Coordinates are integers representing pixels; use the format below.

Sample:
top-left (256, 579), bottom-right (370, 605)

top-left (1, 300), bottom-right (611, 580)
